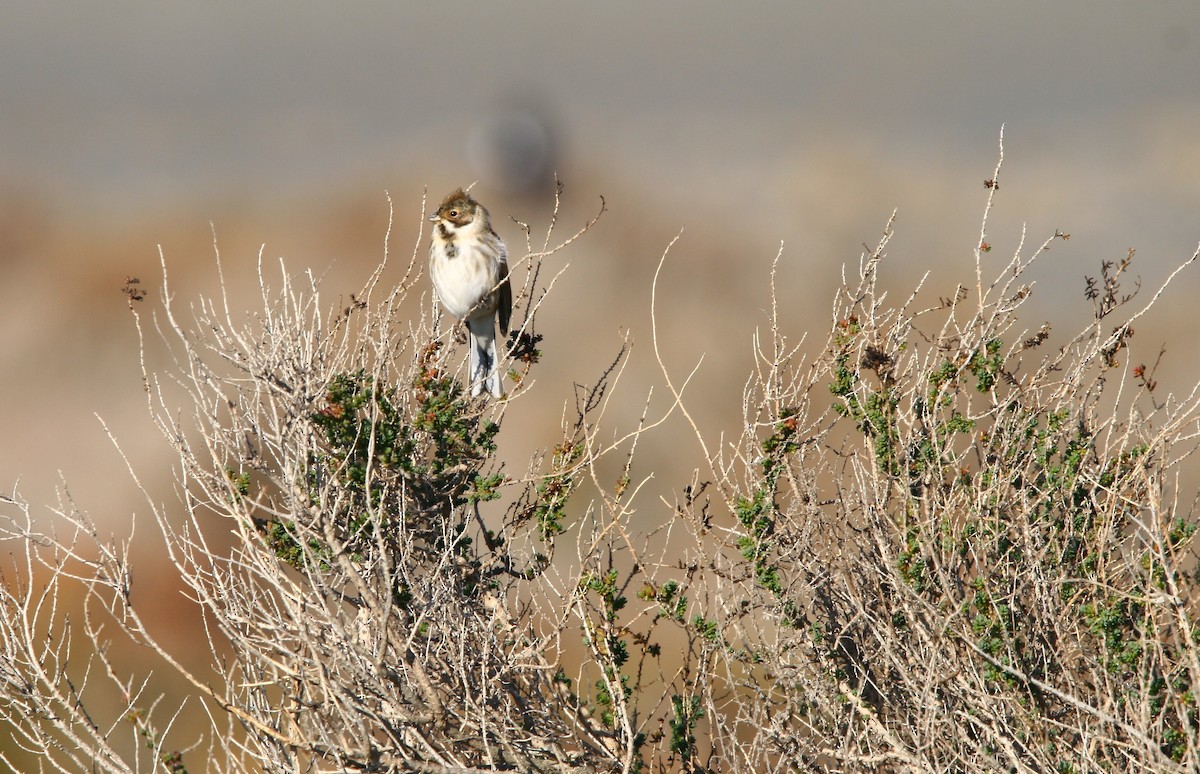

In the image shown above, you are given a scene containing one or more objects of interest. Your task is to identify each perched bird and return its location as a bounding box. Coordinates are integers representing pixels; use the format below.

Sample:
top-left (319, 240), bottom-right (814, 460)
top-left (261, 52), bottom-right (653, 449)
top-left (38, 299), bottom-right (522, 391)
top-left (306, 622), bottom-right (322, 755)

top-left (428, 188), bottom-right (512, 397)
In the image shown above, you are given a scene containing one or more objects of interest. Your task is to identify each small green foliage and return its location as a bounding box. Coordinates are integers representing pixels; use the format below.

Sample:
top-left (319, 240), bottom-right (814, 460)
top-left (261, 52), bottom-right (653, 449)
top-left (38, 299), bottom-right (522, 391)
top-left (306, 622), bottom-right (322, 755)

top-left (1161, 727), bottom-right (1189, 763)
top-left (735, 487), bottom-right (784, 598)
top-left (265, 519), bottom-right (332, 573)
top-left (1168, 517), bottom-right (1197, 548)
top-left (928, 358), bottom-right (960, 398)
top-left (580, 568), bottom-right (647, 736)
top-left (896, 529), bottom-right (928, 593)
top-left (592, 668), bottom-right (633, 729)
top-left (967, 337), bottom-right (1005, 392)
top-left (1082, 597), bottom-right (1145, 674)
top-left (532, 441), bottom-right (583, 539)
top-left (261, 341), bottom-right (509, 570)
top-left (761, 407), bottom-right (801, 460)
top-left (669, 694), bottom-right (704, 766)
top-left (941, 411), bottom-right (975, 435)
top-left (468, 472), bottom-right (504, 503)
top-left (226, 467), bottom-right (251, 498)
top-left (830, 350), bottom-right (857, 402)
top-left (655, 580), bottom-right (688, 623)
top-left (690, 615), bottom-right (721, 645)
top-left (583, 570), bottom-right (628, 625)
top-left (829, 340), bottom-right (902, 474)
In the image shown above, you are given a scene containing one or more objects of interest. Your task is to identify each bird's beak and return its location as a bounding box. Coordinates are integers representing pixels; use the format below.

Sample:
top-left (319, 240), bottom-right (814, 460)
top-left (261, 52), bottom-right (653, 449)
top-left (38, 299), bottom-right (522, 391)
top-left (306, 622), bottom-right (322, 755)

top-left (428, 213), bottom-right (439, 223)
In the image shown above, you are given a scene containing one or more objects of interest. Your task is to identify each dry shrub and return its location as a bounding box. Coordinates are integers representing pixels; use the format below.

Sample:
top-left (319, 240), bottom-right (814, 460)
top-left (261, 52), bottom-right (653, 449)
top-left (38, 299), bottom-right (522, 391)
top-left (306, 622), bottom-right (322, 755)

top-left (2, 143), bottom-right (1199, 773)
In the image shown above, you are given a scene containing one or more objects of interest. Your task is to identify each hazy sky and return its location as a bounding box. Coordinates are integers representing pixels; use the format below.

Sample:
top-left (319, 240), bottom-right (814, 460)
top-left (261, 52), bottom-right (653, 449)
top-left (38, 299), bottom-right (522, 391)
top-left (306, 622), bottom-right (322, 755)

top-left (2, 2), bottom-right (1197, 210)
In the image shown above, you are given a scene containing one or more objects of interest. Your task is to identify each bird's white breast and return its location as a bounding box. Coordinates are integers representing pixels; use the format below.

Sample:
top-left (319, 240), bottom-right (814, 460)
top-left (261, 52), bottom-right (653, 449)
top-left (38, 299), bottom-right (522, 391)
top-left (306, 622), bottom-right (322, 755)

top-left (430, 237), bottom-right (501, 321)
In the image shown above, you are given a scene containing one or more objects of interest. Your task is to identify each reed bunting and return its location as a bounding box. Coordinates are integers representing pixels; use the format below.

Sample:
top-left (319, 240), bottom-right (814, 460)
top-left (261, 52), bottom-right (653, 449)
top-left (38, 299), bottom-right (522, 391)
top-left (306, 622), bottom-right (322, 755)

top-left (429, 188), bottom-right (512, 397)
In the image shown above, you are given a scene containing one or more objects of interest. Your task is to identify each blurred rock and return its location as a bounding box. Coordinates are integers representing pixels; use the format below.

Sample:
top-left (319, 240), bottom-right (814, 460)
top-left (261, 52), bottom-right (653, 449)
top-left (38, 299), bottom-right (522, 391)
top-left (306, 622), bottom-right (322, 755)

top-left (468, 104), bottom-right (557, 198)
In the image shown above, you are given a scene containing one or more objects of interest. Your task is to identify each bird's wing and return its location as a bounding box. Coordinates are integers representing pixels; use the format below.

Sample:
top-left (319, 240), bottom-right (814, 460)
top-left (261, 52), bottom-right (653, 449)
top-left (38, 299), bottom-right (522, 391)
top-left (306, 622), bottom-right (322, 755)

top-left (497, 244), bottom-right (512, 336)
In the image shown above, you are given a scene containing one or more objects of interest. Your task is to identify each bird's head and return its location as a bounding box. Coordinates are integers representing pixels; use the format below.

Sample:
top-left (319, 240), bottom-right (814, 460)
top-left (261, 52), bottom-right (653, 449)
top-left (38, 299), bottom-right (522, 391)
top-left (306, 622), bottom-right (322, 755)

top-left (429, 188), bottom-right (489, 235)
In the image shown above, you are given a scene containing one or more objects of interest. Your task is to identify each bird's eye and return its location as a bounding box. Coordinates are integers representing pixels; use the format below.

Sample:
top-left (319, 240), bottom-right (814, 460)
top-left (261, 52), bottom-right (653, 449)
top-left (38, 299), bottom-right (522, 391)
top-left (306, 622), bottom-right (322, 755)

top-left (448, 209), bottom-right (459, 218)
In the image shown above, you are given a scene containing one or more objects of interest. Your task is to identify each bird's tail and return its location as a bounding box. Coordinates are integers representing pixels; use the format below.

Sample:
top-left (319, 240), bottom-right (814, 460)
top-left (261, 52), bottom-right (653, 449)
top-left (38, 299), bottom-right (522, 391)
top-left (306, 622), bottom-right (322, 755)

top-left (466, 316), bottom-right (503, 398)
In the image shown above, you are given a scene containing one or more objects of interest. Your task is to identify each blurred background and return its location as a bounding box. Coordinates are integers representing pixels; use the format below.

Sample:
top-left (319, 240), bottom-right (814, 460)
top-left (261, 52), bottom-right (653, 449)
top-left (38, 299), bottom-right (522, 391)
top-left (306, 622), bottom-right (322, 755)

top-left (1, 0), bottom-right (1199, 757)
